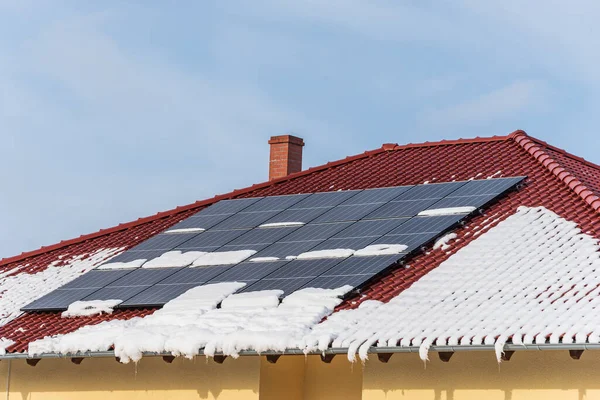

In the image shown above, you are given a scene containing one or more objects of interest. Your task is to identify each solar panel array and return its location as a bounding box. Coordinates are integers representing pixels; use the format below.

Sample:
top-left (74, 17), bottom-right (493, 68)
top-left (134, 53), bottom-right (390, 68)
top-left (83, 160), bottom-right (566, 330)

top-left (22, 177), bottom-right (525, 311)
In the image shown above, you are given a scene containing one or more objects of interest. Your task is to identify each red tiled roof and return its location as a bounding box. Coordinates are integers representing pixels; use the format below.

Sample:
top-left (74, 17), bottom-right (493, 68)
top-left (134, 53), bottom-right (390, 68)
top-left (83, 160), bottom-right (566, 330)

top-left (1, 130), bottom-right (598, 353)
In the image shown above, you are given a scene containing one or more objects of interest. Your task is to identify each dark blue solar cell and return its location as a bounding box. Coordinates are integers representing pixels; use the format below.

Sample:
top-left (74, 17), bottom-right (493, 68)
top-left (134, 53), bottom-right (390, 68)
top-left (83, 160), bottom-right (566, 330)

top-left (129, 233), bottom-right (199, 251)
top-left (300, 275), bottom-right (369, 291)
top-left (21, 288), bottom-right (100, 311)
top-left (216, 243), bottom-right (270, 254)
top-left (310, 237), bottom-right (377, 252)
top-left (340, 186), bottom-right (414, 205)
top-left (61, 270), bottom-right (133, 289)
top-left (282, 222), bottom-right (352, 242)
top-left (425, 194), bottom-right (493, 210)
top-left (448, 176), bottom-right (525, 197)
top-left (211, 211), bottom-right (282, 230)
top-left (265, 258), bottom-right (344, 279)
top-left (242, 194), bottom-right (309, 212)
top-left (333, 218), bottom-right (409, 239)
top-left (119, 284), bottom-right (199, 307)
top-left (291, 190), bottom-right (361, 209)
top-left (107, 268), bottom-right (182, 287)
top-left (241, 278), bottom-right (312, 295)
top-left (261, 207), bottom-right (331, 225)
top-left (371, 232), bottom-right (444, 253)
top-left (176, 229), bottom-right (248, 249)
top-left (197, 198), bottom-right (262, 216)
top-left (82, 286), bottom-right (150, 302)
top-left (363, 199), bottom-right (439, 219)
top-left (251, 240), bottom-right (323, 259)
top-left (159, 266), bottom-right (232, 285)
top-left (165, 214), bottom-right (233, 231)
top-left (103, 250), bottom-right (165, 264)
top-left (227, 226), bottom-right (300, 246)
top-left (311, 203), bottom-right (385, 223)
top-left (322, 255), bottom-right (402, 276)
top-left (387, 215), bottom-right (465, 235)
top-left (210, 261), bottom-right (290, 282)
top-left (394, 181), bottom-right (467, 201)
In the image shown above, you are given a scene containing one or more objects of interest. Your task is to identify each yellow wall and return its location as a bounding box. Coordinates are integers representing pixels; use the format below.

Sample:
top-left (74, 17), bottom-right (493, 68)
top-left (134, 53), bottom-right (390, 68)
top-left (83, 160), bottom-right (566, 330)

top-left (5, 351), bottom-right (600, 400)
top-left (0, 356), bottom-right (260, 400)
top-left (363, 350), bottom-right (600, 400)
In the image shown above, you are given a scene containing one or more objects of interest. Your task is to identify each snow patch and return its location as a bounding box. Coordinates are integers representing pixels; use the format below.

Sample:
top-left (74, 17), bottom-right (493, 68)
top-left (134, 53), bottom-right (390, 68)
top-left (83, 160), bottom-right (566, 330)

top-left (433, 233), bottom-right (457, 251)
top-left (418, 206), bottom-right (476, 217)
top-left (192, 250), bottom-right (257, 267)
top-left (249, 257), bottom-right (280, 262)
top-left (62, 300), bottom-right (122, 318)
top-left (143, 251), bottom-right (206, 268)
top-left (164, 228), bottom-right (205, 234)
top-left (296, 249), bottom-right (355, 260)
top-left (487, 171), bottom-right (502, 179)
top-left (354, 244), bottom-right (407, 257)
top-left (221, 290), bottom-right (283, 309)
top-left (259, 222), bottom-right (305, 228)
top-left (0, 338), bottom-right (14, 355)
top-left (97, 258), bottom-right (146, 270)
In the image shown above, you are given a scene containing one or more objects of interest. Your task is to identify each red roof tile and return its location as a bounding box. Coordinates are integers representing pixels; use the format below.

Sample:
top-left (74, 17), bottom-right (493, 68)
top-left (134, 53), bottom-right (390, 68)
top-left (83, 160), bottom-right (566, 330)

top-left (0, 130), bottom-right (598, 353)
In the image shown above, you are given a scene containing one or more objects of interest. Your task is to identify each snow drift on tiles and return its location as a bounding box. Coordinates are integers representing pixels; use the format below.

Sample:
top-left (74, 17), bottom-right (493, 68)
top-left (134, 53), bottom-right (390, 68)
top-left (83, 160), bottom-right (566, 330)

top-left (0, 248), bottom-right (123, 327)
top-left (29, 282), bottom-right (352, 363)
top-left (304, 206), bottom-right (600, 362)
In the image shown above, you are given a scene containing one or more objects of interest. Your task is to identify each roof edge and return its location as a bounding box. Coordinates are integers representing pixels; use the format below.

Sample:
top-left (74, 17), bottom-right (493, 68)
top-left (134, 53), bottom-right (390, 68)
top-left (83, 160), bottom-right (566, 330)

top-left (0, 133), bottom-right (518, 267)
top-left (511, 130), bottom-right (600, 212)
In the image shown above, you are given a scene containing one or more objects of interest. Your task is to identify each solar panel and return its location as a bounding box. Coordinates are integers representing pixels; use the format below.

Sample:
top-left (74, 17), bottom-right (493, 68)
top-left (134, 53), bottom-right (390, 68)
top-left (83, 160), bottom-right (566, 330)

top-left (21, 288), bottom-right (101, 311)
top-left (311, 203), bottom-right (385, 223)
top-left (209, 261), bottom-right (290, 282)
top-left (175, 229), bottom-right (248, 249)
top-left (260, 207), bottom-right (331, 225)
top-left (242, 194), bottom-right (309, 212)
top-left (321, 255), bottom-right (402, 276)
top-left (159, 266), bottom-right (232, 285)
top-left (333, 218), bottom-right (409, 238)
top-left (265, 258), bottom-right (344, 279)
top-left (82, 286), bottom-right (150, 302)
top-left (290, 190), bottom-right (360, 209)
top-left (129, 233), bottom-right (198, 251)
top-left (211, 211), bottom-right (282, 230)
top-left (24, 177), bottom-right (525, 311)
top-left (61, 270), bottom-right (132, 289)
top-left (339, 185), bottom-right (413, 205)
top-left (241, 278), bottom-right (312, 295)
top-left (119, 284), bottom-right (199, 307)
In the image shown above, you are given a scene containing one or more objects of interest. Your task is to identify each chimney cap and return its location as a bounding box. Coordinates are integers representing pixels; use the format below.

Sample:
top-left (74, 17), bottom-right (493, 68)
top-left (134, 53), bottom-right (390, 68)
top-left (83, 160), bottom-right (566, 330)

top-left (268, 135), bottom-right (305, 146)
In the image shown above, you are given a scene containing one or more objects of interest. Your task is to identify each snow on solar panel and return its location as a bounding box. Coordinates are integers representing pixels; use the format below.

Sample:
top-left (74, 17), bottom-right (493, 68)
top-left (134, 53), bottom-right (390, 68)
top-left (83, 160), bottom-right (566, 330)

top-left (22, 177), bottom-right (525, 311)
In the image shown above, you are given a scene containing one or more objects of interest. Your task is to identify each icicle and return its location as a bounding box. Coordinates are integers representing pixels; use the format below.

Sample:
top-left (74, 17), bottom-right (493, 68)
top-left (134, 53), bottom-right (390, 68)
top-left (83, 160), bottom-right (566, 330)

top-left (494, 336), bottom-right (508, 363)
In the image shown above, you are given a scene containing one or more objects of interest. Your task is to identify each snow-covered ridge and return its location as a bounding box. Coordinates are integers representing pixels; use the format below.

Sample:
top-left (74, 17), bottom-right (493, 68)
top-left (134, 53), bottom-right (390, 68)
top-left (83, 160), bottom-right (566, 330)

top-left (29, 283), bottom-right (352, 362)
top-left (303, 206), bottom-right (600, 362)
top-left (62, 300), bottom-right (122, 318)
top-left (0, 248), bottom-right (123, 327)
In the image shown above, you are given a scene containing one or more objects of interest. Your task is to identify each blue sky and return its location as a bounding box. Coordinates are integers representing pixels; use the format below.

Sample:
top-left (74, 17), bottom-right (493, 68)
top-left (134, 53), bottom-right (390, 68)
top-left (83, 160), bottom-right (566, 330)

top-left (1, 1), bottom-right (599, 258)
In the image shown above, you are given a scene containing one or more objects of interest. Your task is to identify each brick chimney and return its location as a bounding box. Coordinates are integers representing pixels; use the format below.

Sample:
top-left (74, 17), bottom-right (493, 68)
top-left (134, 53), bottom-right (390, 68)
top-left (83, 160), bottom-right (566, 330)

top-left (268, 135), bottom-right (305, 180)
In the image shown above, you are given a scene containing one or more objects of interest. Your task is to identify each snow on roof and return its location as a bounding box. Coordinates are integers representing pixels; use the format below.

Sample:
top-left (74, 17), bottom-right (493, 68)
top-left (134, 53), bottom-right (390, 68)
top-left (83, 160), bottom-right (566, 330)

top-left (97, 258), bottom-right (146, 270)
top-left (62, 299), bottom-right (122, 318)
top-left (354, 244), bottom-right (407, 257)
top-left (433, 233), bottom-right (457, 251)
top-left (191, 250), bottom-right (257, 267)
top-left (417, 206), bottom-right (477, 217)
top-left (0, 248), bottom-right (122, 327)
top-left (296, 249), bottom-right (355, 260)
top-left (258, 222), bottom-right (305, 228)
top-left (142, 251), bottom-right (206, 268)
top-left (164, 228), bottom-right (206, 234)
top-left (303, 206), bottom-right (600, 362)
top-left (29, 283), bottom-right (351, 362)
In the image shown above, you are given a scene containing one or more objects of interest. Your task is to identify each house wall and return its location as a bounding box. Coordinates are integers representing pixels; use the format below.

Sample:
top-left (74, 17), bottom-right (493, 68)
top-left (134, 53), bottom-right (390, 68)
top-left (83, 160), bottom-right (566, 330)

top-left (0, 356), bottom-right (260, 400)
top-left (4, 351), bottom-right (600, 399)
